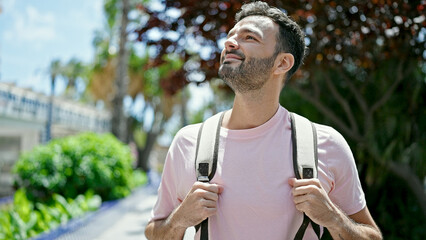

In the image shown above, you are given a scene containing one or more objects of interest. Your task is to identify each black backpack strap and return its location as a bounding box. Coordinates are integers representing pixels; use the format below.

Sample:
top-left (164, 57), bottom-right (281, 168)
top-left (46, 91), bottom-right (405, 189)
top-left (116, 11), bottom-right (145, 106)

top-left (290, 112), bottom-right (321, 240)
top-left (194, 112), bottom-right (225, 240)
top-left (200, 220), bottom-right (209, 240)
top-left (294, 215), bottom-right (321, 239)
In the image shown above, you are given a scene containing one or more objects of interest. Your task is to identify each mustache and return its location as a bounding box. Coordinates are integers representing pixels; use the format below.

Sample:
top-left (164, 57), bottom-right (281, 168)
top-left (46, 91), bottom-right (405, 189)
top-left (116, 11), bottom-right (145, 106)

top-left (225, 50), bottom-right (245, 59)
top-left (222, 50), bottom-right (245, 62)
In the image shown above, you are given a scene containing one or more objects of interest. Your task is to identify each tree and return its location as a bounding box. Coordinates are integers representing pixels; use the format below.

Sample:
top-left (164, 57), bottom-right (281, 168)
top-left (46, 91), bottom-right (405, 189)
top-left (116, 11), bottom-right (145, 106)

top-left (135, 0), bottom-right (426, 237)
top-left (90, 0), bottom-right (136, 142)
top-left (129, 53), bottom-right (185, 171)
top-left (62, 58), bottom-right (85, 100)
top-left (111, 0), bottom-right (130, 142)
top-left (89, 0), bottom-right (187, 172)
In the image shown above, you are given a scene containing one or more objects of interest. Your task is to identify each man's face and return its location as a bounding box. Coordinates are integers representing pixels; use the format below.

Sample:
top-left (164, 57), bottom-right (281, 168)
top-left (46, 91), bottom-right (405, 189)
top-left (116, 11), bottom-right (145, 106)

top-left (218, 16), bottom-right (279, 93)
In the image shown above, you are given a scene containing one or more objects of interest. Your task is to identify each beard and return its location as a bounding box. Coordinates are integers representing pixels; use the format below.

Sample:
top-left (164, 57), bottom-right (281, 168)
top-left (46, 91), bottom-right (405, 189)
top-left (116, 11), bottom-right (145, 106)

top-left (218, 52), bottom-right (277, 93)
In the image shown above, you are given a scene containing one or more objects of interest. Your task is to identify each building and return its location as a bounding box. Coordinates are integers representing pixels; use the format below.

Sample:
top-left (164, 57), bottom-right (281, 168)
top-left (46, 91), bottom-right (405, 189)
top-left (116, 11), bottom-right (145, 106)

top-left (0, 82), bottom-right (111, 197)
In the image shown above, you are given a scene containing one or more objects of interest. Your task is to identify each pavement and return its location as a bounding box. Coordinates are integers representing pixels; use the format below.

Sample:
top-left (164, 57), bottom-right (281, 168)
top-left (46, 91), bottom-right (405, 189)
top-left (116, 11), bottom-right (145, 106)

top-left (38, 171), bottom-right (196, 240)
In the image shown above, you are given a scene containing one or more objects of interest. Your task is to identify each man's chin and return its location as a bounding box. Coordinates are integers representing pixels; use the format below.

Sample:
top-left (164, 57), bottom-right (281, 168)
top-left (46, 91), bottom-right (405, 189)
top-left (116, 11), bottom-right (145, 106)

top-left (218, 67), bottom-right (233, 80)
top-left (219, 64), bottom-right (238, 73)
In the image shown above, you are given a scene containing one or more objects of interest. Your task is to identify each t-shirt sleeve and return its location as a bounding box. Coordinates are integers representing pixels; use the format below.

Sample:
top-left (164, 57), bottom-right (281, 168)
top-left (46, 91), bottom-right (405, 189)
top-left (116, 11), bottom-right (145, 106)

top-left (320, 126), bottom-right (366, 216)
top-left (148, 125), bottom-right (199, 223)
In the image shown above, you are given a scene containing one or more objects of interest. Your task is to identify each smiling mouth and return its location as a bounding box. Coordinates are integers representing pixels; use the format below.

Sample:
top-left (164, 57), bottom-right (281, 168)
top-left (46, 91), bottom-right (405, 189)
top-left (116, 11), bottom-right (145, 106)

top-left (222, 49), bottom-right (245, 61)
top-left (223, 53), bottom-right (244, 64)
top-left (223, 59), bottom-right (241, 64)
top-left (225, 54), bottom-right (242, 60)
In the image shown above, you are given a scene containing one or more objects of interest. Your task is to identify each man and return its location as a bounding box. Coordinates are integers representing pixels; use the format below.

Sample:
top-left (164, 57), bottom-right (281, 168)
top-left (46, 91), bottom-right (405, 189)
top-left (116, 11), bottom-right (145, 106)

top-left (145, 1), bottom-right (382, 239)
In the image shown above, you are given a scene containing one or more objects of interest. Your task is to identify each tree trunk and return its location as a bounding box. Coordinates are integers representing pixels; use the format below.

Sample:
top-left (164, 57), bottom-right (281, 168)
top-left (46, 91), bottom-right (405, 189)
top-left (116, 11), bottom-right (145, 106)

top-left (111, 0), bottom-right (130, 142)
top-left (181, 89), bottom-right (188, 127)
top-left (136, 107), bottom-right (166, 172)
top-left (45, 75), bottom-right (56, 142)
top-left (136, 130), bottom-right (159, 172)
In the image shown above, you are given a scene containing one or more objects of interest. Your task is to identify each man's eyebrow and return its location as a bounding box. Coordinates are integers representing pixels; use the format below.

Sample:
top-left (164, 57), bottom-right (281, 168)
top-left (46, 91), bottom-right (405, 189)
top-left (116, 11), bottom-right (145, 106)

top-left (227, 27), bottom-right (263, 39)
top-left (227, 29), bottom-right (236, 38)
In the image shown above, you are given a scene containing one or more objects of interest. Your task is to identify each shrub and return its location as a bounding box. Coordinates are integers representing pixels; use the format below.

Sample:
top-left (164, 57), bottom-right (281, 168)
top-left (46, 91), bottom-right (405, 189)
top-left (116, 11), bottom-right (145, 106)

top-left (0, 189), bottom-right (101, 240)
top-left (13, 132), bottom-right (135, 202)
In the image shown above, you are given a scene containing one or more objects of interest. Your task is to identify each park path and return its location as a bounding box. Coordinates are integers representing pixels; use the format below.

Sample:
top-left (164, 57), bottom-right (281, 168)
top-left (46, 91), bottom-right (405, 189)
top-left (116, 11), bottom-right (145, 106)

top-left (45, 172), bottom-right (196, 240)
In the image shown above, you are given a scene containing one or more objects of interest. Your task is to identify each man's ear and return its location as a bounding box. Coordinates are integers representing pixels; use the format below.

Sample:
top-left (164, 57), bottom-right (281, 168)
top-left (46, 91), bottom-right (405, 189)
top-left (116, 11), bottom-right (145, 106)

top-left (273, 53), bottom-right (294, 76)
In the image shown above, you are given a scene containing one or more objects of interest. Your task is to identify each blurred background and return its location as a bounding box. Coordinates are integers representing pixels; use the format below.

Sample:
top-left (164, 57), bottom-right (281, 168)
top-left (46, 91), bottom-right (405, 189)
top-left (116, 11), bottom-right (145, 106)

top-left (0, 0), bottom-right (425, 239)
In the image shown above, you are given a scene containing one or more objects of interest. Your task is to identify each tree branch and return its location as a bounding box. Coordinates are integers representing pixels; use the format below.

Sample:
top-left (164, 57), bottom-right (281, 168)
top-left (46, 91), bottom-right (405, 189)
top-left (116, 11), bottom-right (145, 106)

top-left (291, 85), bottom-right (363, 142)
top-left (323, 72), bottom-right (360, 136)
top-left (337, 67), bottom-right (369, 115)
top-left (365, 146), bottom-right (426, 217)
top-left (370, 61), bottom-right (405, 114)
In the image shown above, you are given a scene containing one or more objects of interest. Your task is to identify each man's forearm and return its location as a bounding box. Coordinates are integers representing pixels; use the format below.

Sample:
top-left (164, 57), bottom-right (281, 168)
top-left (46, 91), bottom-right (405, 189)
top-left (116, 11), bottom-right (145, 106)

top-left (145, 210), bottom-right (187, 240)
top-left (327, 210), bottom-right (382, 240)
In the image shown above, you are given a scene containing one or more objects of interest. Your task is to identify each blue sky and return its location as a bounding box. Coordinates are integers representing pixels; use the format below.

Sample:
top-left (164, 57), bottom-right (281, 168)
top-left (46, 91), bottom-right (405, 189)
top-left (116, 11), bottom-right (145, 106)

top-left (0, 0), bottom-right (215, 137)
top-left (0, 0), bottom-right (212, 104)
top-left (0, 0), bottom-right (104, 94)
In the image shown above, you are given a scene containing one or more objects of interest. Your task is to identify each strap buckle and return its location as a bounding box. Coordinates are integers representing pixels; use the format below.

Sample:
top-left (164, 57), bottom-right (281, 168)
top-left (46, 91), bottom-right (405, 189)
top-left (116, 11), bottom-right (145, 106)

top-left (302, 167), bottom-right (314, 179)
top-left (197, 176), bottom-right (209, 182)
top-left (198, 163), bottom-right (209, 182)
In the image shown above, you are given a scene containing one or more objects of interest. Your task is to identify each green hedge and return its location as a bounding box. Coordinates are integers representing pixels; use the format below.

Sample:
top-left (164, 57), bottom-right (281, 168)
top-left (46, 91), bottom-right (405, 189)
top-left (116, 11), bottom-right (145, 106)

top-left (13, 132), bottom-right (137, 202)
top-left (1, 132), bottom-right (147, 239)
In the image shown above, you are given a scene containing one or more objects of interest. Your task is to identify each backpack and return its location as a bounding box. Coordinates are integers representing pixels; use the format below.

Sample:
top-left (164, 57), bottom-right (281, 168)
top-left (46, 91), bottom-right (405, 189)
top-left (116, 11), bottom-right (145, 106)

top-left (194, 111), bottom-right (321, 240)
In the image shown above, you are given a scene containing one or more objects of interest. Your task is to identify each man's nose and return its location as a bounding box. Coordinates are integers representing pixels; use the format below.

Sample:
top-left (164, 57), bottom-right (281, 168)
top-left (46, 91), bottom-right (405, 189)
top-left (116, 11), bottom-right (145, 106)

top-left (224, 36), bottom-right (239, 50)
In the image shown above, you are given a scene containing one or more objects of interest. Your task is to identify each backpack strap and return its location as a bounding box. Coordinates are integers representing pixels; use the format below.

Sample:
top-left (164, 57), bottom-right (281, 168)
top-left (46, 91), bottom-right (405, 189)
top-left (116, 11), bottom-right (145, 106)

top-left (290, 112), bottom-right (321, 239)
top-left (194, 111), bottom-right (225, 240)
top-left (290, 112), bottom-right (318, 179)
top-left (193, 111), bottom-right (321, 239)
top-left (195, 111), bottom-right (225, 182)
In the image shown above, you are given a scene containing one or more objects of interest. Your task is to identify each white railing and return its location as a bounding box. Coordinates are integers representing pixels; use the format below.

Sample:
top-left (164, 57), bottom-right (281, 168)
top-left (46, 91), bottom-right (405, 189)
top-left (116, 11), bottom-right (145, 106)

top-left (0, 82), bottom-right (111, 133)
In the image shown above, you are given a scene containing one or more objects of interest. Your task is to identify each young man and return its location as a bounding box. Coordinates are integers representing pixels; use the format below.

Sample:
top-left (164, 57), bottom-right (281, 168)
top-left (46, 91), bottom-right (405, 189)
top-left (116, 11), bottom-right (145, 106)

top-left (145, 2), bottom-right (382, 239)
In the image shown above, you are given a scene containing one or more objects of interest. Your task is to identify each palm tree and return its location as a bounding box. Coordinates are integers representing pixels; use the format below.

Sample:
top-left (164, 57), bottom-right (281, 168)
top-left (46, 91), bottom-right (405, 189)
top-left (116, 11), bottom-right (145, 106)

top-left (62, 58), bottom-right (85, 100)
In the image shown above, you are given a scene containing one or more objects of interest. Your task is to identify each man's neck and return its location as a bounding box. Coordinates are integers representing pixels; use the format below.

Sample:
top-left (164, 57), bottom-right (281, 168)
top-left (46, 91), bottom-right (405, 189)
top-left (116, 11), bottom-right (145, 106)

top-left (223, 88), bottom-right (280, 130)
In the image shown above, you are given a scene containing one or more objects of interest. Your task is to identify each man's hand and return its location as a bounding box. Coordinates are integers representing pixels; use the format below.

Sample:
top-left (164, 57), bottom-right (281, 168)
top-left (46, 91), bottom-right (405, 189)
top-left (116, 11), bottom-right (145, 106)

top-left (171, 182), bottom-right (223, 229)
top-left (288, 178), bottom-right (382, 240)
top-left (145, 182), bottom-right (223, 240)
top-left (288, 178), bottom-right (339, 228)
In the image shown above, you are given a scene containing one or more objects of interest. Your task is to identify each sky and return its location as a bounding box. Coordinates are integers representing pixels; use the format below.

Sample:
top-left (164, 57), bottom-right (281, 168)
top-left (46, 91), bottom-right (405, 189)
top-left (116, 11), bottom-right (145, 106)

top-left (0, 0), bottom-right (104, 95)
top-left (0, 0), bottom-right (213, 109)
top-left (0, 0), bottom-right (214, 145)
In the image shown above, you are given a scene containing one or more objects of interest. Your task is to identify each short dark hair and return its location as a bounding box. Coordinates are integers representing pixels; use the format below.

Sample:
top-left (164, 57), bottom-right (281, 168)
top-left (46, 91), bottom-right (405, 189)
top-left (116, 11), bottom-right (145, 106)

top-left (235, 1), bottom-right (306, 82)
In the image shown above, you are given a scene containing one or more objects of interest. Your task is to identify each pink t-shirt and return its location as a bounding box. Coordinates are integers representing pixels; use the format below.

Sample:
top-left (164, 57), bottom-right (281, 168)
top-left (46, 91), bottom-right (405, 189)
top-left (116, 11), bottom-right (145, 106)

top-left (150, 106), bottom-right (366, 239)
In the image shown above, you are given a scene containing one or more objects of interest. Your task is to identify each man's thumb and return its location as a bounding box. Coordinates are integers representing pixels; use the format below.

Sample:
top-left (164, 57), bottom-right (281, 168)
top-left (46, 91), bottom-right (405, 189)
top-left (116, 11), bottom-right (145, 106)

top-left (288, 178), bottom-right (297, 187)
